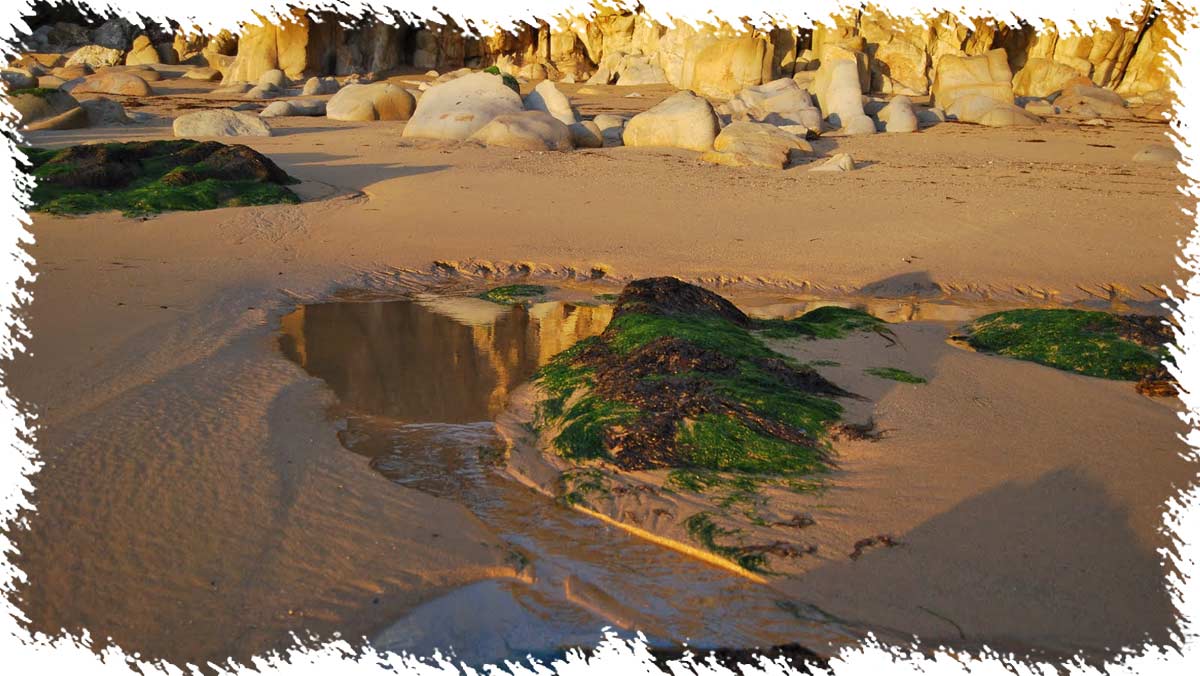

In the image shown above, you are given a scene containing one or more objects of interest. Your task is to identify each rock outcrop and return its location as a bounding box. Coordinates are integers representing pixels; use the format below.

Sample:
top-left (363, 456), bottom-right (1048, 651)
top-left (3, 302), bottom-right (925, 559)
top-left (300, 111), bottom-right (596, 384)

top-left (14, 4), bottom-right (1180, 112)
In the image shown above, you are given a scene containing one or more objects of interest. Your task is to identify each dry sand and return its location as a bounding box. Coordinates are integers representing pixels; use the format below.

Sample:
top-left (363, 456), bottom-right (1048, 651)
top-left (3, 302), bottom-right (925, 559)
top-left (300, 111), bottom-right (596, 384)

top-left (4, 68), bottom-right (1196, 665)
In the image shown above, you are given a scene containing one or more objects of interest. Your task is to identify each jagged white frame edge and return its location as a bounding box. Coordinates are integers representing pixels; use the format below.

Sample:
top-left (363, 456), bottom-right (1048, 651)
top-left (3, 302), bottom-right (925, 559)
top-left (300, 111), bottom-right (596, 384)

top-left (0, 0), bottom-right (1196, 674)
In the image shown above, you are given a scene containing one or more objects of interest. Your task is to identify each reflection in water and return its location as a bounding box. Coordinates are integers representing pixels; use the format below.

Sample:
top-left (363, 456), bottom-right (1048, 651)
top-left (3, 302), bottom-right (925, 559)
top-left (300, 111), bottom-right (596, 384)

top-left (279, 295), bottom-right (863, 666)
top-left (279, 296), bottom-right (612, 422)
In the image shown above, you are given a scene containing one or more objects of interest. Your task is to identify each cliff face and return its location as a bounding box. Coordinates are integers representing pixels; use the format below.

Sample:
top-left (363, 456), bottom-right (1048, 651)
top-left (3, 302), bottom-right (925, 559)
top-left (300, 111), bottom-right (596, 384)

top-left (17, 3), bottom-right (1178, 103)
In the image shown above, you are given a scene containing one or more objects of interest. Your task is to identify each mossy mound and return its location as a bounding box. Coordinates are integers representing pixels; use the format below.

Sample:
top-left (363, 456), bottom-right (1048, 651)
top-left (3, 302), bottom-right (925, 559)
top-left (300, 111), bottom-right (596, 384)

top-left (22, 140), bottom-right (300, 216)
top-left (534, 277), bottom-right (854, 474)
top-left (477, 284), bottom-right (548, 305)
top-left (755, 306), bottom-right (891, 340)
top-left (966, 309), bottom-right (1171, 382)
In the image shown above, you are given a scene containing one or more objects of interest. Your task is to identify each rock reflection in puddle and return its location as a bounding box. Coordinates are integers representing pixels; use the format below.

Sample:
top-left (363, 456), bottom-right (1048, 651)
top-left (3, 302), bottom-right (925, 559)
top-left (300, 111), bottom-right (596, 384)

top-left (279, 294), bottom-right (613, 422)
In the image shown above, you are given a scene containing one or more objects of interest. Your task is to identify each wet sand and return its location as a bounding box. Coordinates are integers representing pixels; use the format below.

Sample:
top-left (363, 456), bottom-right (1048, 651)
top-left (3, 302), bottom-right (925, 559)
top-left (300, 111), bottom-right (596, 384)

top-left (4, 67), bottom-right (1196, 665)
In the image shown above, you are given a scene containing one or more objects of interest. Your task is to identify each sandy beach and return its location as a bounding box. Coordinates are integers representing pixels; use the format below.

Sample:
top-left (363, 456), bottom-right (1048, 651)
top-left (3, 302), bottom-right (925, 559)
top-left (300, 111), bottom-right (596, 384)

top-left (5, 60), bottom-right (1196, 667)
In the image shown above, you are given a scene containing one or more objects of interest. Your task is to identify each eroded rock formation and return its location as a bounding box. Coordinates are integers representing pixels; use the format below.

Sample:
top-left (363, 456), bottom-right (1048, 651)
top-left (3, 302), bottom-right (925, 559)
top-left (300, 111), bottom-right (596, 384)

top-left (12, 2), bottom-right (1180, 106)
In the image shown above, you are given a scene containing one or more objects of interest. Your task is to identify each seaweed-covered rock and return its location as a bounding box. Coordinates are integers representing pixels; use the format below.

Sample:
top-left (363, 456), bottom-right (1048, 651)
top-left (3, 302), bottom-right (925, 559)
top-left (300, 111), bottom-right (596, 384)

top-left (533, 277), bottom-right (853, 472)
top-left (965, 309), bottom-right (1173, 388)
top-left (22, 140), bottom-right (298, 216)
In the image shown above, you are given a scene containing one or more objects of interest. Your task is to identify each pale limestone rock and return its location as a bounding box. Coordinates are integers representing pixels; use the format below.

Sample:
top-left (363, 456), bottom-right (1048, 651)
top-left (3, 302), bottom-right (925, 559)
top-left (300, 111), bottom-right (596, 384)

top-left (402, 72), bottom-right (524, 140)
top-left (302, 76), bottom-right (339, 96)
top-left (622, 90), bottom-right (720, 152)
top-left (877, 95), bottom-right (918, 133)
top-left (569, 120), bottom-right (604, 148)
top-left (126, 36), bottom-right (161, 66)
top-left (523, 80), bottom-right (579, 125)
top-left (809, 153), bottom-right (855, 172)
top-left (701, 121), bottom-right (813, 169)
top-left (65, 45), bottom-right (124, 69)
top-left (173, 109), bottom-right (273, 136)
top-left (468, 110), bottom-right (574, 151)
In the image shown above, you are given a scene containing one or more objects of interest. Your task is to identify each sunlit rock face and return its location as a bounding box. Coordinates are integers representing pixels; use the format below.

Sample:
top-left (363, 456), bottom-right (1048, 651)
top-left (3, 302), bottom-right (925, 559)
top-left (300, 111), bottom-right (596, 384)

top-left (24, 3), bottom-right (1177, 102)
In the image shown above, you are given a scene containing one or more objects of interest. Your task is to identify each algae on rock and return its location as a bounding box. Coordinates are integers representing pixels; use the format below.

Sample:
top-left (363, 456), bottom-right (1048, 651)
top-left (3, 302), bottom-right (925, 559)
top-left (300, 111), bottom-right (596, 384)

top-left (22, 140), bottom-right (299, 216)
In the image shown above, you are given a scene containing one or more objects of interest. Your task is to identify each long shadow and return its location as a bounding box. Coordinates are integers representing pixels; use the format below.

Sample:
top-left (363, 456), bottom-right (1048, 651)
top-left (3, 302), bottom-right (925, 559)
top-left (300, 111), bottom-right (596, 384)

top-left (857, 270), bottom-right (942, 298)
top-left (789, 467), bottom-right (1180, 662)
top-left (266, 152), bottom-right (450, 193)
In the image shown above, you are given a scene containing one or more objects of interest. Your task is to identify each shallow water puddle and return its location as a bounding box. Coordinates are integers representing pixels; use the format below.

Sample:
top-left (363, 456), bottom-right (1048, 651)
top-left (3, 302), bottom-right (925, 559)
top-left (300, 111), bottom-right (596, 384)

top-left (278, 294), bottom-right (863, 665)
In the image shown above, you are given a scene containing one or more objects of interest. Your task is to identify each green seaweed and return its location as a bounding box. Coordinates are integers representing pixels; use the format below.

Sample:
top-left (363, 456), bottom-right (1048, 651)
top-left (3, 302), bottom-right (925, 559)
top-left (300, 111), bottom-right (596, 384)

top-left (21, 141), bottom-right (299, 216)
top-left (483, 66), bottom-right (521, 93)
top-left (675, 414), bottom-right (826, 475)
top-left (684, 512), bottom-right (767, 572)
top-left (755, 306), bottom-right (889, 340)
top-left (10, 87), bottom-right (59, 98)
top-left (558, 468), bottom-right (610, 506)
top-left (552, 395), bottom-right (639, 461)
top-left (476, 284), bottom-right (548, 306)
top-left (966, 309), bottom-right (1168, 381)
top-left (864, 367), bottom-right (927, 384)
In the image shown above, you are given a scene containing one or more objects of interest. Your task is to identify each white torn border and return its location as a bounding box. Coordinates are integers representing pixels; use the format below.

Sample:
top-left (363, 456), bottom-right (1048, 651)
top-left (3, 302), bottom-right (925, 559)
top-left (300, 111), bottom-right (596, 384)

top-left (0, 0), bottom-right (1196, 674)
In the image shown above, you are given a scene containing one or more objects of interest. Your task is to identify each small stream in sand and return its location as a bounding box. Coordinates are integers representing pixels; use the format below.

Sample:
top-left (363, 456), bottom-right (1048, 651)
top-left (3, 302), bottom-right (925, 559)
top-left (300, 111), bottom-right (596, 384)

top-left (275, 290), bottom-right (1164, 666)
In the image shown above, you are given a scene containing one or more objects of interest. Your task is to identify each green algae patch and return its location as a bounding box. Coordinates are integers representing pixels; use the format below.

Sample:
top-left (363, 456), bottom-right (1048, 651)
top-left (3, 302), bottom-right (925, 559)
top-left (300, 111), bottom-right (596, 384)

top-left (11, 87), bottom-right (60, 98)
top-left (965, 309), bottom-right (1171, 381)
top-left (685, 512), bottom-right (768, 573)
top-left (755, 306), bottom-right (890, 341)
top-left (21, 140), bottom-right (299, 216)
top-left (532, 277), bottom-right (853, 474)
top-left (483, 66), bottom-right (521, 93)
top-left (477, 284), bottom-right (548, 305)
top-left (864, 367), bottom-right (927, 384)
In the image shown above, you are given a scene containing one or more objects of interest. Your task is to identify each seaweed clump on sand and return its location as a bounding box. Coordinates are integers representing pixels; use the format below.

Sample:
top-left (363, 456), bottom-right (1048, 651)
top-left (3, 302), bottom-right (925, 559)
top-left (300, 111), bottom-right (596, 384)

top-left (965, 309), bottom-right (1175, 394)
top-left (532, 277), bottom-right (855, 474)
top-left (477, 284), bottom-right (548, 305)
top-left (21, 140), bottom-right (300, 216)
top-left (755, 305), bottom-right (892, 341)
